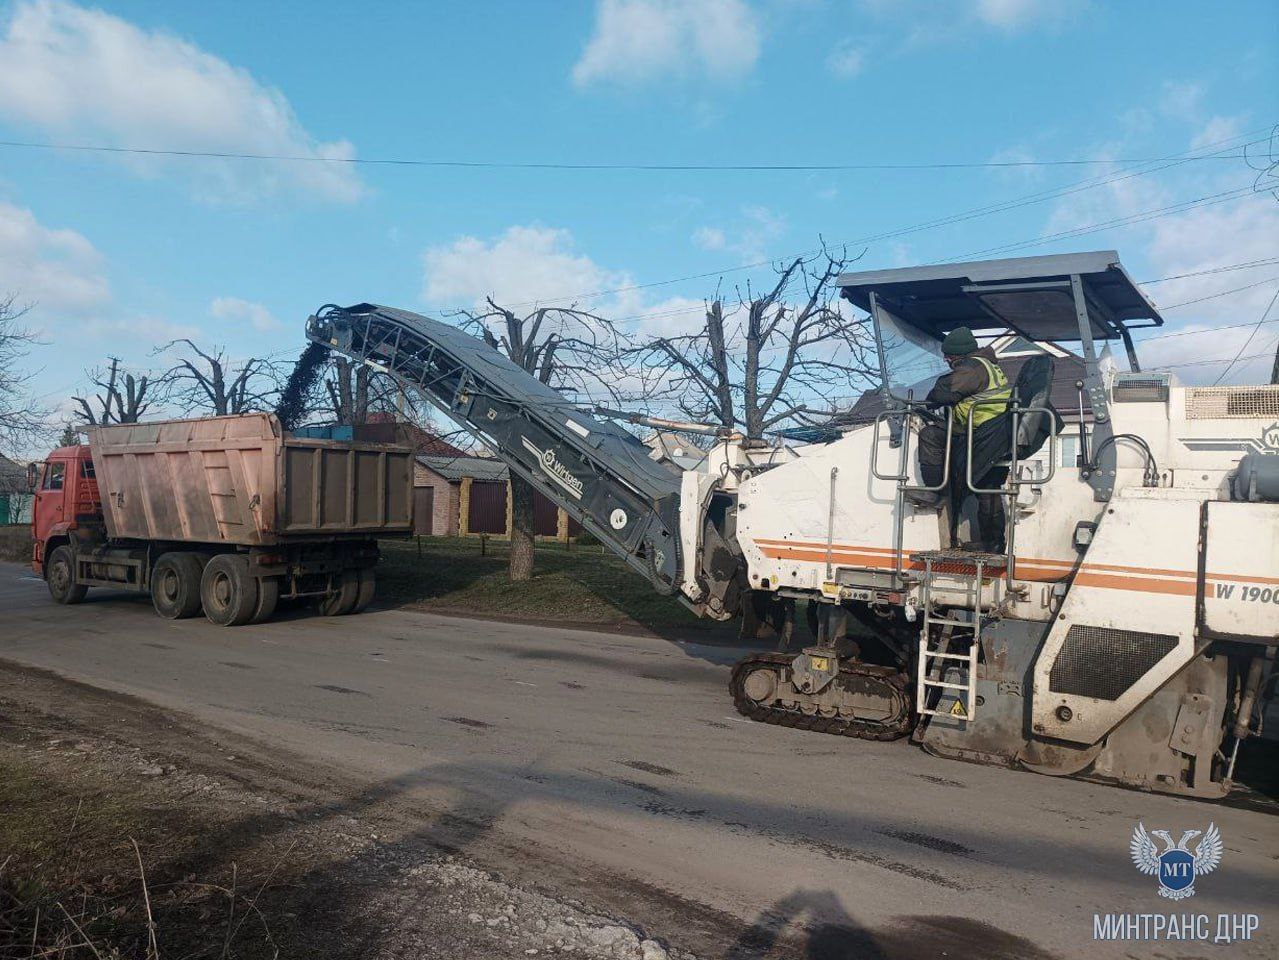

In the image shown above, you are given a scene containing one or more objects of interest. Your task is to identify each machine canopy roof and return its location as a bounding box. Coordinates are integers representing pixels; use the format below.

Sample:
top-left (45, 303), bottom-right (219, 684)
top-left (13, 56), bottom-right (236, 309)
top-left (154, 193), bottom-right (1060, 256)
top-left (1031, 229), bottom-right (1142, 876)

top-left (836, 251), bottom-right (1163, 343)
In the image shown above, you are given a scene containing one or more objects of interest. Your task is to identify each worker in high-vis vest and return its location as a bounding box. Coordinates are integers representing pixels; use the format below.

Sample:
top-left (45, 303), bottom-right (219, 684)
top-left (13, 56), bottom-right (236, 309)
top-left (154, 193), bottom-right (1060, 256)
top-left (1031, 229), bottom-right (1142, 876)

top-left (915, 326), bottom-right (1013, 551)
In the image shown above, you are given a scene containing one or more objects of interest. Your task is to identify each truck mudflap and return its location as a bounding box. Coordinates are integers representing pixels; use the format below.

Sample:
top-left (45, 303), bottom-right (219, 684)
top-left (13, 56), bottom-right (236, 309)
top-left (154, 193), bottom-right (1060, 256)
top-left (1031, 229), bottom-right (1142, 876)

top-left (306, 304), bottom-right (685, 596)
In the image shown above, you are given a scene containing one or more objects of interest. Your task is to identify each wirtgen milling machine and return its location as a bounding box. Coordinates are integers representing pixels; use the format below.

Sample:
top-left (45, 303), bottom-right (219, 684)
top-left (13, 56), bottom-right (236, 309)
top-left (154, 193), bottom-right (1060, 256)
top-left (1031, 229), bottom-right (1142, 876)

top-left (308, 251), bottom-right (1277, 800)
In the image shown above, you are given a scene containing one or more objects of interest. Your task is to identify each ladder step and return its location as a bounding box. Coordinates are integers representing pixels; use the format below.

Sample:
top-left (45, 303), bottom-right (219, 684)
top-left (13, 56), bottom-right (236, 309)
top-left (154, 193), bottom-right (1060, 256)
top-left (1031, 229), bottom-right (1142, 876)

top-left (922, 679), bottom-right (971, 691)
top-left (921, 650), bottom-right (973, 661)
top-left (925, 617), bottom-right (982, 628)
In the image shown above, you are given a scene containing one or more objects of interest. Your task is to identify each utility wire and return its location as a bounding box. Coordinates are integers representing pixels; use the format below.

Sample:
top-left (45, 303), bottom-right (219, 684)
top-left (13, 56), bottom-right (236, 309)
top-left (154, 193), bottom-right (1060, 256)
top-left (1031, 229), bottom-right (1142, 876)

top-left (1213, 287), bottom-right (1279, 384)
top-left (0, 138), bottom-right (1255, 171)
top-left (430, 127), bottom-right (1273, 314)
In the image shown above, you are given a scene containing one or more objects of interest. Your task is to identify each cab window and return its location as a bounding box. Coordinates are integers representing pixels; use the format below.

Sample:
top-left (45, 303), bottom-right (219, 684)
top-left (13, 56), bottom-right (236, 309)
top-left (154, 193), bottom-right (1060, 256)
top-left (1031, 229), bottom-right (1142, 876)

top-left (42, 461), bottom-right (66, 491)
top-left (81, 459), bottom-right (96, 479)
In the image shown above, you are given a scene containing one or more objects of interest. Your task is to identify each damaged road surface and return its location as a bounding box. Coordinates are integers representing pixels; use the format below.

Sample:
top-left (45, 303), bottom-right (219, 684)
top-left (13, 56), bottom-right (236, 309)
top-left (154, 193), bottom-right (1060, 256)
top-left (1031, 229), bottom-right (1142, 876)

top-left (1, 562), bottom-right (1276, 959)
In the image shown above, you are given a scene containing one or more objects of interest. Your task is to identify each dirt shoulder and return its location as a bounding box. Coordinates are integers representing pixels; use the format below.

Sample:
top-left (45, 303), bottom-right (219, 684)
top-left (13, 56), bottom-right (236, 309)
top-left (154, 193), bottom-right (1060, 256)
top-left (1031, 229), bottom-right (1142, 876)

top-left (0, 660), bottom-right (741, 960)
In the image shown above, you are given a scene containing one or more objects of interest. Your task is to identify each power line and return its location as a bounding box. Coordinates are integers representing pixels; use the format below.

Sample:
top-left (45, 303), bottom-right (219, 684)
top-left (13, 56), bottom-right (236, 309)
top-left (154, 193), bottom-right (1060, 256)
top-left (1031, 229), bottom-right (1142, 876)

top-left (1139, 256), bottom-right (1279, 284)
top-left (1156, 350), bottom-right (1274, 371)
top-left (0, 138), bottom-right (1255, 172)
top-left (431, 128), bottom-right (1273, 314)
top-left (1213, 287), bottom-right (1279, 384)
top-left (956, 185), bottom-right (1259, 259)
top-left (1154, 275), bottom-right (1279, 310)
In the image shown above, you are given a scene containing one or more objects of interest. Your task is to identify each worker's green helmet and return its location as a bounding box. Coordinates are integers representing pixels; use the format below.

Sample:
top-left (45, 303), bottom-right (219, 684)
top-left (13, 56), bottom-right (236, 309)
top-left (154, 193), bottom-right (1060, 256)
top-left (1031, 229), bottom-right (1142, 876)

top-left (941, 327), bottom-right (979, 356)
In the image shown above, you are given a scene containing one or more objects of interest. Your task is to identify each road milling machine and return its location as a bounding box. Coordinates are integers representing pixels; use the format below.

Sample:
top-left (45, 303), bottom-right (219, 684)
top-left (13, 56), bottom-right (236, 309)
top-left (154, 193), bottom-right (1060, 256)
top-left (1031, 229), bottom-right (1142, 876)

top-left (308, 250), bottom-right (1278, 799)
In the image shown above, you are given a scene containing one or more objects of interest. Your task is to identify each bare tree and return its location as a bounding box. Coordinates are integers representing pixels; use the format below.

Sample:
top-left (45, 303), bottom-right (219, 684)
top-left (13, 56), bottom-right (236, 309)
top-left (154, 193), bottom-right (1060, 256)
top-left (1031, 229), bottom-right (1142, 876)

top-left (0, 294), bottom-right (47, 455)
top-left (157, 339), bottom-right (279, 416)
top-left (319, 356), bottom-right (424, 426)
top-left (450, 299), bottom-right (632, 582)
top-left (631, 247), bottom-right (876, 440)
top-left (73, 357), bottom-right (159, 425)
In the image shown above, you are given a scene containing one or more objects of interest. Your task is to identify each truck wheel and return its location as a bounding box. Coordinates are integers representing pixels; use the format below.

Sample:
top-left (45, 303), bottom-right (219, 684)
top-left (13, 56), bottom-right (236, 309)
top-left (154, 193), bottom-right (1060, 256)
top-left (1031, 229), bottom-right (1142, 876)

top-left (200, 554), bottom-right (260, 627)
top-left (152, 552), bottom-right (204, 619)
top-left (47, 545), bottom-right (87, 605)
top-left (251, 577), bottom-right (280, 624)
top-left (317, 569), bottom-right (360, 616)
top-left (351, 568), bottom-right (376, 614)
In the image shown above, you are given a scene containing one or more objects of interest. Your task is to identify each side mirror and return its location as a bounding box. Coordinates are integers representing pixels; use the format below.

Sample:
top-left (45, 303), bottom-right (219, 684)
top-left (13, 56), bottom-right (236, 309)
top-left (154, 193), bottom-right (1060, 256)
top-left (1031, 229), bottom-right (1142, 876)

top-left (27, 461), bottom-right (41, 491)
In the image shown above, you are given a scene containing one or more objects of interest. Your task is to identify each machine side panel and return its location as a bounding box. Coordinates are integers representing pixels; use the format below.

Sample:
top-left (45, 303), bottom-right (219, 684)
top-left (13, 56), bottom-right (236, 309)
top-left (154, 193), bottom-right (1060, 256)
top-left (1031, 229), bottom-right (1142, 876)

top-left (1201, 501), bottom-right (1279, 639)
top-left (1031, 492), bottom-right (1202, 745)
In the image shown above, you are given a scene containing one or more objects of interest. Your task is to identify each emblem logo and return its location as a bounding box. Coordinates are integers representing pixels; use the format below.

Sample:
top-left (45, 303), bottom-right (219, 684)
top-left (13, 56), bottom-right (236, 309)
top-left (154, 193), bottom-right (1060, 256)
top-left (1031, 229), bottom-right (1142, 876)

top-left (1263, 422), bottom-right (1279, 452)
top-left (520, 436), bottom-right (585, 500)
top-left (1131, 822), bottom-right (1223, 900)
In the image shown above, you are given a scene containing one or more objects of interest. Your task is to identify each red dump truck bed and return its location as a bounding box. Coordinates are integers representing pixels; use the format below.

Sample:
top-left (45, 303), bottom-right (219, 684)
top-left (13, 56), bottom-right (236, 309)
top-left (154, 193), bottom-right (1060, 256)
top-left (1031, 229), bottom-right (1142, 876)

top-left (88, 413), bottom-right (413, 546)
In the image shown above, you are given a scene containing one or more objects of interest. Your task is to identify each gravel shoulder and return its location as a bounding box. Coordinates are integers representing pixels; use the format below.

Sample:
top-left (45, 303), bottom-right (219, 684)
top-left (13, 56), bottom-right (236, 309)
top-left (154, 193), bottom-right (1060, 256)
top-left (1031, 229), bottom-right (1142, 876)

top-left (0, 661), bottom-right (727, 960)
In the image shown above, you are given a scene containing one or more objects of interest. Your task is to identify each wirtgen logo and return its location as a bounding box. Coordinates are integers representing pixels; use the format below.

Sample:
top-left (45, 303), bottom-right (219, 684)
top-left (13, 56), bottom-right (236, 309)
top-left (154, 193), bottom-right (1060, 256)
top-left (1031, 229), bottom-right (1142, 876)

top-left (521, 437), bottom-right (584, 500)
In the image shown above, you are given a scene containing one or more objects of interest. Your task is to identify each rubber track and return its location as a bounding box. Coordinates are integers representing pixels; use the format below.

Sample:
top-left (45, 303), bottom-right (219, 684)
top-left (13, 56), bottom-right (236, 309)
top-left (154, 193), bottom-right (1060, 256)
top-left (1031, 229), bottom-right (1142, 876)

top-left (729, 652), bottom-right (915, 742)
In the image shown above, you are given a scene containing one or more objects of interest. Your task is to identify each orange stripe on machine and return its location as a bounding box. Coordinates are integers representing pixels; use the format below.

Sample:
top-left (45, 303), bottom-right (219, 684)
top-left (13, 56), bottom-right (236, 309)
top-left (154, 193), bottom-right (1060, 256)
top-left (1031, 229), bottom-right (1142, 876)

top-left (751, 539), bottom-right (1268, 597)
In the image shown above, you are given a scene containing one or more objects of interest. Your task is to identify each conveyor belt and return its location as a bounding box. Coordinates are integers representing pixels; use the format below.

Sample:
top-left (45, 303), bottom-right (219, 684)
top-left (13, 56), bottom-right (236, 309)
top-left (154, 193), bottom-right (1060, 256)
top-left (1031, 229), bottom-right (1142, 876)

top-left (307, 304), bottom-right (684, 594)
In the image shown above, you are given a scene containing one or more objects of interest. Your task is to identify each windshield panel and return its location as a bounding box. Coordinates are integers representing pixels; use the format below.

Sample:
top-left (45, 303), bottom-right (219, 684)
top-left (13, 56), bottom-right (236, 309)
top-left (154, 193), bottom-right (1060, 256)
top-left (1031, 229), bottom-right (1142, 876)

top-left (872, 302), bottom-right (949, 402)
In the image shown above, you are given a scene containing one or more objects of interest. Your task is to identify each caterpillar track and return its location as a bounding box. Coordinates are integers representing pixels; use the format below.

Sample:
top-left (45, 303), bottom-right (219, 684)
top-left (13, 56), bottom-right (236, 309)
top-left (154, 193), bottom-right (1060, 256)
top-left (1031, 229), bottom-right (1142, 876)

top-left (729, 652), bottom-right (915, 741)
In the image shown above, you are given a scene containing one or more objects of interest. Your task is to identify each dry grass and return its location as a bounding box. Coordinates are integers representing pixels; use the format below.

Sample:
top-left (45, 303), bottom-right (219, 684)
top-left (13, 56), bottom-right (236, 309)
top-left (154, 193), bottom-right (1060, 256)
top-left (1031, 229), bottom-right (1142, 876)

top-left (0, 756), bottom-right (287, 960)
top-left (377, 536), bottom-right (734, 638)
top-left (0, 525), bottom-right (30, 564)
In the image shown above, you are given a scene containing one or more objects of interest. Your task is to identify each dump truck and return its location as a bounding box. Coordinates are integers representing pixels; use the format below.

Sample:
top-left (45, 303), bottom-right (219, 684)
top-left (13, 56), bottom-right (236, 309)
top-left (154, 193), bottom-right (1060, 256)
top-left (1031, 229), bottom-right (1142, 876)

top-left (307, 250), bottom-right (1278, 800)
top-left (28, 412), bottom-right (413, 625)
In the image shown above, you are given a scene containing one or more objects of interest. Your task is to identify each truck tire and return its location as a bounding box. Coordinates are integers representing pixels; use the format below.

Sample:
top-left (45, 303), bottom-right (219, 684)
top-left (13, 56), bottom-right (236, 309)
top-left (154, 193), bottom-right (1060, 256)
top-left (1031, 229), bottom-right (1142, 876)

top-left (151, 552), bottom-right (204, 619)
top-left (317, 569), bottom-right (360, 616)
top-left (47, 545), bottom-right (87, 605)
top-left (200, 554), bottom-right (260, 627)
top-left (351, 568), bottom-right (376, 614)
top-left (251, 577), bottom-right (279, 624)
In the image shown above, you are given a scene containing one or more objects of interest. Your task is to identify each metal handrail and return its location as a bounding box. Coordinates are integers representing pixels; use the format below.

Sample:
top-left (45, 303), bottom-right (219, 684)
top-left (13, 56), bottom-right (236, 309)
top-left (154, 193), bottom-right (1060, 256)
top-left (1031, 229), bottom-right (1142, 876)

top-left (870, 411), bottom-right (910, 481)
top-left (965, 403), bottom-right (1058, 495)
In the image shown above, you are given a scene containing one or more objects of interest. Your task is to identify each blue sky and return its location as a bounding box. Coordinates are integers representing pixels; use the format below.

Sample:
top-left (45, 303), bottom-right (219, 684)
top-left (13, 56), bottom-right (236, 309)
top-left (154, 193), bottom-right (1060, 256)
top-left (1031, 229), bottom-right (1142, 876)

top-left (0, 0), bottom-right (1276, 440)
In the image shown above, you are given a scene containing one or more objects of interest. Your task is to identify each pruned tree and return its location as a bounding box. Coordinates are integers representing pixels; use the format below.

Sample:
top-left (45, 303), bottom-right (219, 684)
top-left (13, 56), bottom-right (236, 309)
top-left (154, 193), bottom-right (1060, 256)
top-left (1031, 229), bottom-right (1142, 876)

top-left (73, 357), bottom-right (158, 425)
top-left (319, 356), bottom-right (426, 427)
top-left (449, 299), bottom-right (633, 582)
top-left (630, 247), bottom-right (876, 440)
top-left (0, 294), bottom-right (47, 455)
top-left (157, 339), bottom-right (279, 416)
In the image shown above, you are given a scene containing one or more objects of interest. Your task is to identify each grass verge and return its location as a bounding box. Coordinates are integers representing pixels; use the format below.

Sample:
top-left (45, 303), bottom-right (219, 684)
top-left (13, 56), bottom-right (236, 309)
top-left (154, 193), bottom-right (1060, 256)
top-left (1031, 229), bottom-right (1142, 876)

top-left (376, 536), bottom-right (733, 638)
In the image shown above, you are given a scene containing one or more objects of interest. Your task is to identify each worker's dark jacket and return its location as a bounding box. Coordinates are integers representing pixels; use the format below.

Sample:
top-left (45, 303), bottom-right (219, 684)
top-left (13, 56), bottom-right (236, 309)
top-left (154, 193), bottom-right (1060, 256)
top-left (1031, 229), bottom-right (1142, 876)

top-left (924, 346), bottom-right (1005, 408)
top-left (921, 346), bottom-right (1012, 488)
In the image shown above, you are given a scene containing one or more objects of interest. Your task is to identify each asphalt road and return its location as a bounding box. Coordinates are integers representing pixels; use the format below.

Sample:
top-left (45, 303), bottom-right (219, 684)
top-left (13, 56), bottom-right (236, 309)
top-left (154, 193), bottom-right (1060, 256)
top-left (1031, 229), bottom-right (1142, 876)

top-left (1, 560), bottom-right (1276, 959)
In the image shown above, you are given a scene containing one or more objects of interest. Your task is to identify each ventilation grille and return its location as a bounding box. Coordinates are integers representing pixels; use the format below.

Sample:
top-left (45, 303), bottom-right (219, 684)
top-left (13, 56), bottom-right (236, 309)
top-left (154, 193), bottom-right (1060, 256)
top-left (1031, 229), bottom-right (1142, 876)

top-left (1185, 385), bottom-right (1279, 420)
top-left (1113, 373), bottom-right (1170, 403)
top-left (1049, 625), bottom-right (1177, 701)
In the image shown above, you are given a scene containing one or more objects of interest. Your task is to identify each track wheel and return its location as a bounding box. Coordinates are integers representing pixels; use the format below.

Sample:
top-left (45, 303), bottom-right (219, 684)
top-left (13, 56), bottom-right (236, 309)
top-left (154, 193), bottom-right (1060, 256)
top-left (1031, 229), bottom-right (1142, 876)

top-left (317, 569), bottom-right (360, 616)
top-left (200, 554), bottom-right (260, 627)
top-left (351, 568), bottom-right (376, 614)
top-left (47, 545), bottom-right (87, 605)
top-left (151, 552), bottom-right (205, 619)
top-left (251, 577), bottom-right (280, 624)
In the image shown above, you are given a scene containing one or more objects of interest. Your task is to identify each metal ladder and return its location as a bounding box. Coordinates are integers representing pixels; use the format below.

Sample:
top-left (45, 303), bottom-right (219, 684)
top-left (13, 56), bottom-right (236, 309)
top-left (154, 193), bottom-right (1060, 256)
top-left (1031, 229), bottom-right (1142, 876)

top-left (911, 550), bottom-right (1007, 721)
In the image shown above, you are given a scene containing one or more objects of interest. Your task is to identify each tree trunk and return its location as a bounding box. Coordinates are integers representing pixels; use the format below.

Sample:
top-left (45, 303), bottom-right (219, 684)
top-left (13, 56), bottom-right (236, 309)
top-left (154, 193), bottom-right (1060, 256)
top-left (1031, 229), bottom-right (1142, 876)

top-left (508, 475), bottom-right (537, 583)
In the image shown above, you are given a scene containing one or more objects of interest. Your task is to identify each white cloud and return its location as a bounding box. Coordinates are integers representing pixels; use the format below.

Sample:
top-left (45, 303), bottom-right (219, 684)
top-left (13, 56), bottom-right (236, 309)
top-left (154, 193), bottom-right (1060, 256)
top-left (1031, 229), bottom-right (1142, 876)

top-left (826, 39), bottom-right (866, 78)
top-left (0, 0), bottom-right (361, 203)
top-left (694, 205), bottom-right (786, 264)
top-left (971, 0), bottom-right (1084, 30)
top-left (1039, 114), bottom-right (1279, 385)
top-left (0, 200), bottom-right (109, 316)
top-left (423, 225), bottom-right (644, 316)
top-left (422, 224), bottom-right (714, 344)
top-left (572, 0), bottom-right (761, 87)
top-left (692, 226), bottom-right (727, 250)
top-left (209, 296), bottom-right (279, 333)
top-left (1158, 81), bottom-right (1204, 120)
